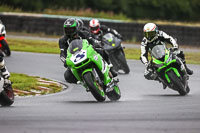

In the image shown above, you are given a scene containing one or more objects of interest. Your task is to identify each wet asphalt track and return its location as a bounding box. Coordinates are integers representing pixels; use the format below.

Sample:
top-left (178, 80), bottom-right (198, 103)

top-left (1, 51), bottom-right (200, 133)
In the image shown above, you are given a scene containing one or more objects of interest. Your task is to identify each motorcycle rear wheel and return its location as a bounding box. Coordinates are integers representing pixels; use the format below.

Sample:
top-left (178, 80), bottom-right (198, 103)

top-left (106, 85), bottom-right (121, 101)
top-left (115, 50), bottom-right (130, 74)
top-left (0, 85), bottom-right (14, 106)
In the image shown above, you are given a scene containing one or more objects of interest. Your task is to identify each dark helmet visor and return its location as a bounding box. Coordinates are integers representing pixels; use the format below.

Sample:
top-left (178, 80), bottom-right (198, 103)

top-left (64, 27), bottom-right (76, 35)
top-left (90, 26), bottom-right (99, 31)
top-left (144, 31), bottom-right (156, 40)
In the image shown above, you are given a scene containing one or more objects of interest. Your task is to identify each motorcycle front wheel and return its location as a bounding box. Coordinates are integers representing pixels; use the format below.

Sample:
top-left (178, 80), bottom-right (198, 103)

top-left (83, 72), bottom-right (106, 102)
top-left (167, 70), bottom-right (188, 96)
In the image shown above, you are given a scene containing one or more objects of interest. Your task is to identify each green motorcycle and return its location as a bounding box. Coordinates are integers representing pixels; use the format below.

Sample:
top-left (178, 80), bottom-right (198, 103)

top-left (66, 39), bottom-right (121, 102)
top-left (150, 44), bottom-right (190, 96)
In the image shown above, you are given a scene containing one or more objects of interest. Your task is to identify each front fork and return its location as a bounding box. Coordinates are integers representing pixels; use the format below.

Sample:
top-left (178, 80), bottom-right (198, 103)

top-left (176, 57), bottom-right (188, 79)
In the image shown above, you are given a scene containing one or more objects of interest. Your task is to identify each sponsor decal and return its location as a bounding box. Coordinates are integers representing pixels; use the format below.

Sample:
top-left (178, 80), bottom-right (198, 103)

top-left (94, 55), bottom-right (98, 61)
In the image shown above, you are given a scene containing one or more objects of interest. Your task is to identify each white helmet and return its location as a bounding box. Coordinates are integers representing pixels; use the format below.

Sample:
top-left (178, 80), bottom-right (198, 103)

top-left (89, 19), bottom-right (100, 34)
top-left (0, 24), bottom-right (6, 36)
top-left (143, 23), bottom-right (158, 42)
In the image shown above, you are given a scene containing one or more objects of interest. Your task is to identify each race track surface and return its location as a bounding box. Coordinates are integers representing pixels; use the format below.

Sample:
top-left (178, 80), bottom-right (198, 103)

top-left (1, 51), bottom-right (200, 133)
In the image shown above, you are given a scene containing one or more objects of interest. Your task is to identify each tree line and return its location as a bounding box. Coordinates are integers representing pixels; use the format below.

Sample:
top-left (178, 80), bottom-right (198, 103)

top-left (1, 0), bottom-right (200, 21)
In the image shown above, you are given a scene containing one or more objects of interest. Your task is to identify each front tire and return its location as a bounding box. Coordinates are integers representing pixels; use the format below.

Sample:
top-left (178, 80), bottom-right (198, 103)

top-left (83, 72), bottom-right (106, 102)
top-left (167, 70), bottom-right (188, 96)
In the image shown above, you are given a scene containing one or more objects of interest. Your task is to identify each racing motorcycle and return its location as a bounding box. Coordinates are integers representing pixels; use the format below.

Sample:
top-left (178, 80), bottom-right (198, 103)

top-left (101, 33), bottom-right (130, 74)
top-left (65, 39), bottom-right (121, 102)
top-left (0, 23), bottom-right (11, 56)
top-left (150, 44), bottom-right (190, 96)
top-left (0, 77), bottom-right (14, 106)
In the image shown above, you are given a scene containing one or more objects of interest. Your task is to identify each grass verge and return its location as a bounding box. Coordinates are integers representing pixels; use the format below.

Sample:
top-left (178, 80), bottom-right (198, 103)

top-left (9, 73), bottom-right (63, 96)
top-left (7, 38), bottom-right (60, 54)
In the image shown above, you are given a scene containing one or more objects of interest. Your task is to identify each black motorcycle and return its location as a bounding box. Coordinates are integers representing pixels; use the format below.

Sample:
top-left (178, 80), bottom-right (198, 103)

top-left (102, 33), bottom-right (130, 74)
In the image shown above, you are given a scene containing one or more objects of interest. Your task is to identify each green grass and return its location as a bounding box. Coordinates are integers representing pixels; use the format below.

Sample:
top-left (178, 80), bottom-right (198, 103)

top-left (124, 48), bottom-right (141, 60)
top-left (185, 52), bottom-right (200, 65)
top-left (10, 73), bottom-right (37, 92)
top-left (7, 38), bottom-right (60, 54)
top-left (9, 73), bottom-right (63, 96)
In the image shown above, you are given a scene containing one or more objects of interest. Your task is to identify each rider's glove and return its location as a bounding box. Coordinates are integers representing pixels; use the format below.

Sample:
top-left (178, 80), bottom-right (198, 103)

top-left (117, 34), bottom-right (123, 40)
top-left (171, 47), bottom-right (178, 51)
top-left (171, 47), bottom-right (180, 55)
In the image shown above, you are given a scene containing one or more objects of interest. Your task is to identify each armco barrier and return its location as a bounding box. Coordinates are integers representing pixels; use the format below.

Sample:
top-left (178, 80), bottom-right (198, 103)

top-left (0, 13), bottom-right (200, 46)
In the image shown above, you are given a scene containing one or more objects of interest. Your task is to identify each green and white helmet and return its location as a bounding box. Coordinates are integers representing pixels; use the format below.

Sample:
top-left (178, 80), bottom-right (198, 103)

top-left (143, 23), bottom-right (158, 42)
top-left (63, 18), bottom-right (78, 37)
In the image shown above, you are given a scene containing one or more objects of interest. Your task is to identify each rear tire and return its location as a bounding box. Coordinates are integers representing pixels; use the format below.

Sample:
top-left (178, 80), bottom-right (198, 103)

top-left (115, 50), bottom-right (130, 74)
top-left (83, 72), bottom-right (106, 102)
top-left (106, 85), bottom-right (121, 101)
top-left (167, 70), bottom-right (188, 96)
top-left (0, 85), bottom-right (14, 106)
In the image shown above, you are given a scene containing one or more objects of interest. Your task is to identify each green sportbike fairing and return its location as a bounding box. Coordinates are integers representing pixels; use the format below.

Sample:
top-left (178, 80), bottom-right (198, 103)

top-left (150, 44), bottom-right (190, 96)
top-left (66, 39), bottom-right (121, 102)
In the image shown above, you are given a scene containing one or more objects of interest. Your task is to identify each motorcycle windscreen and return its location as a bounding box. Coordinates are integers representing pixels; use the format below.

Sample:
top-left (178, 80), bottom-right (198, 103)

top-left (69, 39), bottom-right (83, 54)
top-left (151, 45), bottom-right (166, 59)
top-left (102, 33), bottom-right (120, 50)
top-left (102, 33), bottom-right (113, 42)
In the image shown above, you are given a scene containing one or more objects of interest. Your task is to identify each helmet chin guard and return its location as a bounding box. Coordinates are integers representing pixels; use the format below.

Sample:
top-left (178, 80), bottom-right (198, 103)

top-left (89, 19), bottom-right (100, 34)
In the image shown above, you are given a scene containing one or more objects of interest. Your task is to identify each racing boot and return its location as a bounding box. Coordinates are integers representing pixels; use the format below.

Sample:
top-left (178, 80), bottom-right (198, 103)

top-left (110, 67), bottom-right (118, 77)
top-left (162, 83), bottom-right (167, 89)
top-left (108, 64), bottom-right (118, 77)
top-left (185, 65), bottom-right (193, 75)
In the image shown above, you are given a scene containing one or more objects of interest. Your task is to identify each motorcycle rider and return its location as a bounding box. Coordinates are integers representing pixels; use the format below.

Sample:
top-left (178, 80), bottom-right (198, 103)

top-left (140, 23), bottom-right (193, 88)
top-left (89, 19), bottom-right (123, 71)
top-left (89, 19), bottom-right (123, 41)
top-left (0, 20), bottom-right (10, 84)
top-left (59, 18), bottom-right (117, 84)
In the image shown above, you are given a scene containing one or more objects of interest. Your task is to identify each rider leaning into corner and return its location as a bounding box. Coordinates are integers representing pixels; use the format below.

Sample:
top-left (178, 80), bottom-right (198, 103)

top-left (88, 19), bottom-right (123, 72)
top-left (0, 20), bottom-right (10, 85)
top-left (58, 18), bottom-right (117, 84)
top-left (140, 23), bottom-right (193, 89)
top-left (0, 20), bottom-right (10, 57)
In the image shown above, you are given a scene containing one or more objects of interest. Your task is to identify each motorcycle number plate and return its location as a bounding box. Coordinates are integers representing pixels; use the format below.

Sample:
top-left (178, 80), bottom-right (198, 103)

top-left (70, 50), bottom-right (87, 64)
